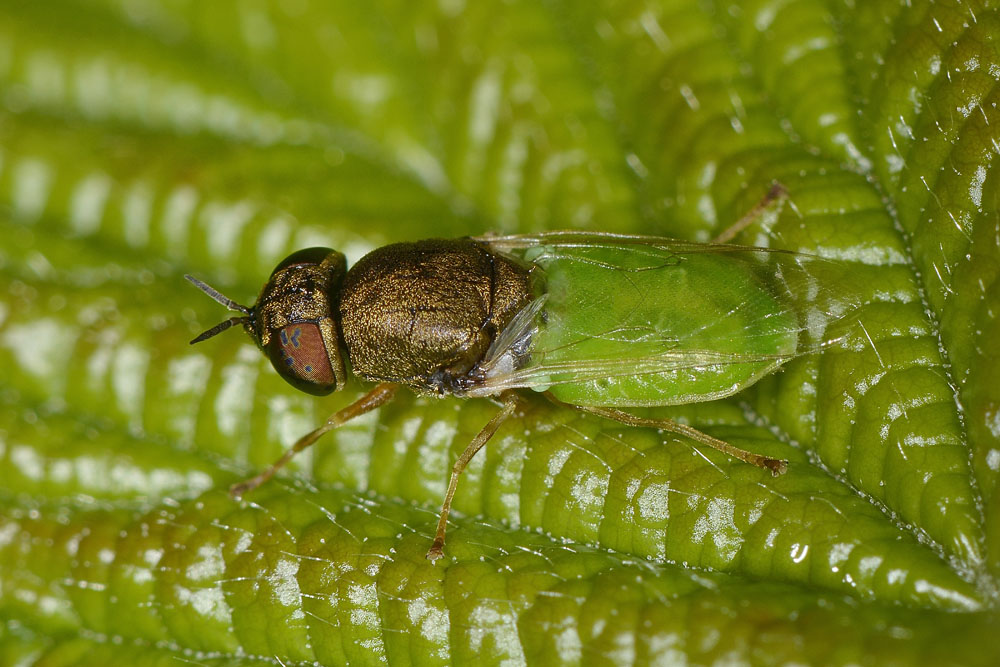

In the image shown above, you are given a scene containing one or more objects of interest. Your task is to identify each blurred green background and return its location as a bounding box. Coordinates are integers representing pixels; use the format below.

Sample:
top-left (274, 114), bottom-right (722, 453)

top-left (1, 0), bottom-right (999, 664)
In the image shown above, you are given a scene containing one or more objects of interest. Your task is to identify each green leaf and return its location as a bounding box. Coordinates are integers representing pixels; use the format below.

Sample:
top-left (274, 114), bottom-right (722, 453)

top-left (1, 0), bottom-right (998, 664)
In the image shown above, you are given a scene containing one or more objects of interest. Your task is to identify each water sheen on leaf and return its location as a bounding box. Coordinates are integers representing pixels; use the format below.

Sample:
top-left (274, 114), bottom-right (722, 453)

top-left (0, 0), bottom-right (998, 665)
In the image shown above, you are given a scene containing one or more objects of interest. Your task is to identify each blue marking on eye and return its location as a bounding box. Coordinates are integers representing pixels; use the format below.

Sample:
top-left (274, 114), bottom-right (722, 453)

top-left (280, 329), bottom-right (289, 345)
top-left (305, 365), bottom-right (313, 373)
top-left (284, 353), bottom-right (294, 367)
top-left (290, 327), bottom-right (302, 347)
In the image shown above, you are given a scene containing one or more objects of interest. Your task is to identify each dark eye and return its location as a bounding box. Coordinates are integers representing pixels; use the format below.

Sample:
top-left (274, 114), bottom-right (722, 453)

top-left (267, 322), bottom-right (337, 395)
top-left (271, 247), bottom-right (337, 275)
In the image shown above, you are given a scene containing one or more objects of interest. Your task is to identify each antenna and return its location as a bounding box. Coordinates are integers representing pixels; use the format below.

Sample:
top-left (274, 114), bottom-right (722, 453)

top-left (185, 275), bottom-right (252, 344)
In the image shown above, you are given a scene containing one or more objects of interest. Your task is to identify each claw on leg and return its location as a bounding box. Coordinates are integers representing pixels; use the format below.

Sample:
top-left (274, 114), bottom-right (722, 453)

top-left (426, 539), bottom-right (445, 562)
top-left (229, 479), bottom-right (257, 499)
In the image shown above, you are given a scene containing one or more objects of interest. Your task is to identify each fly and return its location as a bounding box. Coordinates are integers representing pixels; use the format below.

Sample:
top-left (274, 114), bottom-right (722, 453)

top-left (185, 186), bottom-right (856, 560)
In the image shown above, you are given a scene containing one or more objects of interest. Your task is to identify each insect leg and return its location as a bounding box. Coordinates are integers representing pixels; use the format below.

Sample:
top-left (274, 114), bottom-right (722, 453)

top-left (712, 183), bottom-right (789, 244)
top-left (549, 397), bottom-right (787, 476)
top-left (426, 391), bottom-right (520, 562)
top-left (230, 382), bottom-right (399, 498)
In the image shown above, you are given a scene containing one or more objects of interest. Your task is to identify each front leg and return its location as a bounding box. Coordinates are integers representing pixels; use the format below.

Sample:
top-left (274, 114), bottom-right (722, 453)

top-left (230, 382), bottom-right (399, 497)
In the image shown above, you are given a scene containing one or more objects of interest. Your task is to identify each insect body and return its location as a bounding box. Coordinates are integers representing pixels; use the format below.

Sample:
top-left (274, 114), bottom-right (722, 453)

top-left (187, 222), bottom-right (852, 560)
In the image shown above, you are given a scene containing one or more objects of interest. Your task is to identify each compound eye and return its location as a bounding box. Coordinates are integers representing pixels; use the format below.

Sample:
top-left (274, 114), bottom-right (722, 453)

top-left (267, 323), bottom-right (337, 395)
top-left (271, 247), bottom-right (337, 275)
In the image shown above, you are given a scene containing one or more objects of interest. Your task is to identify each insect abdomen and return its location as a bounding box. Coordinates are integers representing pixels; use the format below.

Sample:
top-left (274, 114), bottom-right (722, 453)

top-left (529, 245), bottom-right (799, 407)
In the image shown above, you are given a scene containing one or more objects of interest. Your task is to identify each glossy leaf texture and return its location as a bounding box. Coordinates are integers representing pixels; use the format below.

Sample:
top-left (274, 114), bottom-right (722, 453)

top-left (0, 0), bottom-right (998, 664)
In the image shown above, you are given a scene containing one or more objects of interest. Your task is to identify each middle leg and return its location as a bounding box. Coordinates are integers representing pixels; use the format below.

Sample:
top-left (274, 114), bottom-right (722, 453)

top-left (426, 391), bottom-right (520, 561)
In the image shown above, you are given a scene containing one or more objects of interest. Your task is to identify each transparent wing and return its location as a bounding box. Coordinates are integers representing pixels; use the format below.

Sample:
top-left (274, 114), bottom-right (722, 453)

top-left (480, 230), bottom-right (802, 258)
top-left (467, 232), bottom-right (861, 405)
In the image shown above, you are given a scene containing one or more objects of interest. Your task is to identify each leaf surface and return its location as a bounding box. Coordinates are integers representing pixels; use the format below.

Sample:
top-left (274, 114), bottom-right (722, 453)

top-left (0, 0), bottom-right (998, 664)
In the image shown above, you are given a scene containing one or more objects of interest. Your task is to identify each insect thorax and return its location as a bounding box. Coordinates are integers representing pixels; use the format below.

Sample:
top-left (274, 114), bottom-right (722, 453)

top-left (338, 238), bottom-right (533, 394)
